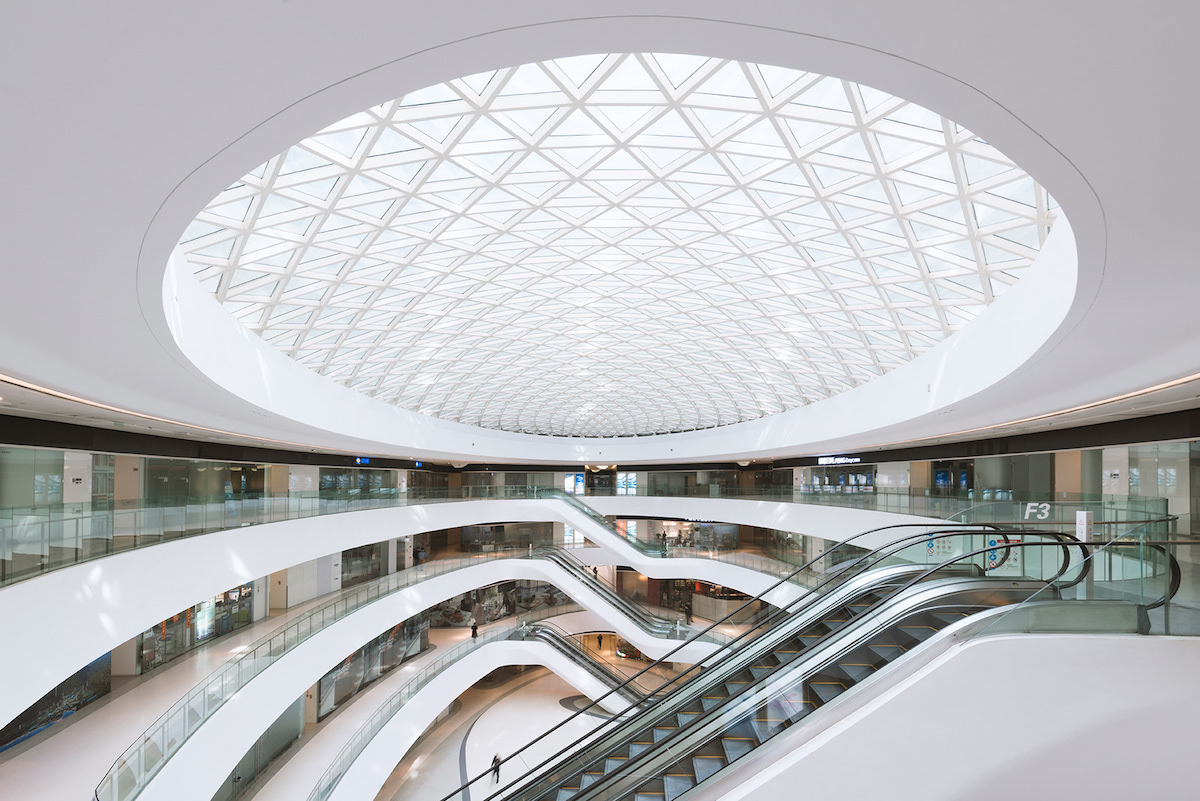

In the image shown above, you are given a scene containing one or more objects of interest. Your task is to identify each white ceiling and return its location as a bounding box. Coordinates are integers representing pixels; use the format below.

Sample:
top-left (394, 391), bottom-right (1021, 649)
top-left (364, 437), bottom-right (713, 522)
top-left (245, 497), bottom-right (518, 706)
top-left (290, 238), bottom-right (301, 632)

top-left (0, 4), bottom-right (1197, 463)
top-left (184, 54), bottom-right (1055, 438)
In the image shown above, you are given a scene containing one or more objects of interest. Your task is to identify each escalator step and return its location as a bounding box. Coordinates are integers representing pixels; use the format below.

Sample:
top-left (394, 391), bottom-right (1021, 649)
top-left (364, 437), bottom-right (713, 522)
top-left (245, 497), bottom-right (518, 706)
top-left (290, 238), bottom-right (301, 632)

top-left (749, 666), bottom-right (773, 679)
top-left (720, 735), bottom-right (756, 763)
top-left (580, 772), bottom-right (601, 789)
top-left (785, 701), bottom-right (817, 723)
top-left (865, 642), bottom-right (906, 662)
top-left (843, 644), bottom-right (888, 667)
top-left (816, 664), bottom-right (854, 683)
top-left (631, 778), bottom-right (665, 801)
top-left (630, 741), bottom-right (652, 758)
top-left (663, 773), bottom-right (696, 800)
top-left (604, 756), bottom-right (629, 773)
top-left (700, 696), bottom-right (727, 711)
top-left (888, 629), bottom-right (921, 649)
top-left (634, 791), bottom-right (667, 801)
top-left (555, 789), bottom-right (578, 801)
top-left (808, 679), bottom-right (848, 704)
top-left (751, 713), bottom-right (788, 742)
top-left (653, 726), bottom-right (677, 742)
top-left (837, 661), bottom-right (878, 683)
top-left (898, 624), bottom-right (940, 641)
top-left (693, 755), bottom-right (727, 783)
top-left (723, 720), bottom-right (758, 740)
top-left (677, 711), bottom-right (700, 726)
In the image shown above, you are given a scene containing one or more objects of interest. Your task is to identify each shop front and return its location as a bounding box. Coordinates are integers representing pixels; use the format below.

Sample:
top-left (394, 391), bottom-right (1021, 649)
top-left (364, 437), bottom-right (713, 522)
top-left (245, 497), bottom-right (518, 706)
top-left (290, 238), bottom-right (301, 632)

top-left (138, 582), bottom-right (255, 674)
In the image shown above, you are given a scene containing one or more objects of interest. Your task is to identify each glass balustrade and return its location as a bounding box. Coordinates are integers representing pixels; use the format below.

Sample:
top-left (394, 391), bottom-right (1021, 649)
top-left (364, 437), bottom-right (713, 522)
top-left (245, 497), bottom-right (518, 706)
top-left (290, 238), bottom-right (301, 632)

top-left (0, 484), bottom-right (1169, 589)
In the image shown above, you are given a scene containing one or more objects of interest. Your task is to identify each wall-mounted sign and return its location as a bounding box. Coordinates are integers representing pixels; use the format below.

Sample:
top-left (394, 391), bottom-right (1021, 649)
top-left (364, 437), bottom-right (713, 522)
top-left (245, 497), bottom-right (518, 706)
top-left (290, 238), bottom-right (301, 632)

top-left (817, 456), bottom-right (862, 465)
top-left (354, 457), bottom-right (371, 465)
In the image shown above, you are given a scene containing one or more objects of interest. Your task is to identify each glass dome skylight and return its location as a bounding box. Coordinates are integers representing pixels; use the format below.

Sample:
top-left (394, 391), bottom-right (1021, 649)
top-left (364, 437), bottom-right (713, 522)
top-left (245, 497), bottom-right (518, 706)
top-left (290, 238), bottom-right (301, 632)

top-left (180, 53), bottom-right (1058, 438)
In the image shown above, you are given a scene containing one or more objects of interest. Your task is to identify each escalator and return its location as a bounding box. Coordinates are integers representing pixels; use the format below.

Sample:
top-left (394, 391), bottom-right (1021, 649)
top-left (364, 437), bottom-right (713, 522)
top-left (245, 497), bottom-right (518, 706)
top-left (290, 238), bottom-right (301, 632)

top-left (537, 548), bottom-right (692, 641)
top-left (499, 540), bottom-right (1183, 801)
top-left (442, 528), bottom-right (1099, 801)
top-left (505, 570), bottom-right (1044, 801)
top-left (519, 623), bottom-right (656, 708)
top-left (570, 589), bottom-right (1031, 801)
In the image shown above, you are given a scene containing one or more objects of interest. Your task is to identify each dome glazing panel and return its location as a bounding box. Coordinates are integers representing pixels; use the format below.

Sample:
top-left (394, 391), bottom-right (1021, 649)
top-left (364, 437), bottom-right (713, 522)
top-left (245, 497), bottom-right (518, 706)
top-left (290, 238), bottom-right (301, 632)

top-left (180, 53), bottom-right (1058, 437)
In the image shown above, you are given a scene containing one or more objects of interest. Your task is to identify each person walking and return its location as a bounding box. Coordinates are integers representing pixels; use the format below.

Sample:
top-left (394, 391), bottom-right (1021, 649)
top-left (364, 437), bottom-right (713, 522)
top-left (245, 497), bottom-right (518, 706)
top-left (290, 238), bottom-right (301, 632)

top-left (596, 632), bottom-right (602, 651)
top-left (471, 621), bottom-right (478, 642)
top-left (492, 754), bottom-right (501, 783)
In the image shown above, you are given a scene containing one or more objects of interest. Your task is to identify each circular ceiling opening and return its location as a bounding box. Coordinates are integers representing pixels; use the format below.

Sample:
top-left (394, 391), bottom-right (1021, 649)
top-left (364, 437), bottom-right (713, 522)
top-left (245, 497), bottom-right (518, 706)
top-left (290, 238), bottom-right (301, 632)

top-left (178, 53), bottom-right (1059, 438)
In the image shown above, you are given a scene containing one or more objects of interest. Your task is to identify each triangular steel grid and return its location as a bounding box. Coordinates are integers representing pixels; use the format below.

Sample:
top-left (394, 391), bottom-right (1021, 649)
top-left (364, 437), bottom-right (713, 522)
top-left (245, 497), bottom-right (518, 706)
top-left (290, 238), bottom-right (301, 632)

top-left (180, 54), bottom-right (1059, 438)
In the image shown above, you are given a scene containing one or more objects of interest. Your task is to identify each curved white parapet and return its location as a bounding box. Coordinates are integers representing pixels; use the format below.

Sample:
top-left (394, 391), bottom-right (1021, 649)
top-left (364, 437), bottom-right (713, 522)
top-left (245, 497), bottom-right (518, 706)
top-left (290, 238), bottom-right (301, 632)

top-left (0, 495), bottom-right (853, 728)
top-left (136, 575), bottom-right (668, 801)
top-left (326, 639), bottom-right (629, 801)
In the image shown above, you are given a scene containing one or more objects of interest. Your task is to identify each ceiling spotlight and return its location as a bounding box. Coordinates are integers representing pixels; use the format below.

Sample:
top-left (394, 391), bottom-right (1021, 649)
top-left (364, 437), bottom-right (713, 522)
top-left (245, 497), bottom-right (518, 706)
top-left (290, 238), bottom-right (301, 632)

top-left (736, 460), bottom-right (752, 467)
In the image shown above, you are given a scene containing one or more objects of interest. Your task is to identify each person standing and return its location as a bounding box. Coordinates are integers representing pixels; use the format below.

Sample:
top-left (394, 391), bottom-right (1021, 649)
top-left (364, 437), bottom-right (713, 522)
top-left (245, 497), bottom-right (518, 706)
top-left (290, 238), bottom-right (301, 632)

top-left (471, 621), bottom-right (479, 642)
top-left (492, 754), bottom-right (501, 783)
top-left (597, 633), bottom-right (602, 651)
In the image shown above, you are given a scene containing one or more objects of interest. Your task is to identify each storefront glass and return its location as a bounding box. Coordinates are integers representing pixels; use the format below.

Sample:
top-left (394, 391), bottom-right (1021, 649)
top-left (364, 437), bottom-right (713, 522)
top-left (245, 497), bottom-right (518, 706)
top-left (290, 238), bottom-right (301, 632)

top-left (460, 522), bottom-right (554, 552)
top-left (138, 581), bottom-right (254, 673)
top-left (341, 543), bottom-right (387, 588)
